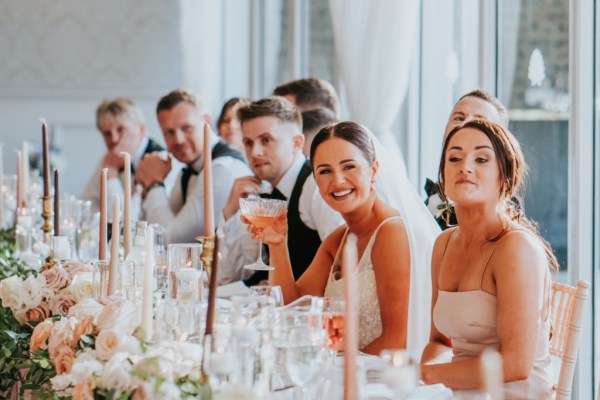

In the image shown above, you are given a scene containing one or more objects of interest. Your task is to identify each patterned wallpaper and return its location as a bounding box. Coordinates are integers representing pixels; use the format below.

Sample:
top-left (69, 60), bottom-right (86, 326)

top-left (0, 0), bottom-right (182, 98)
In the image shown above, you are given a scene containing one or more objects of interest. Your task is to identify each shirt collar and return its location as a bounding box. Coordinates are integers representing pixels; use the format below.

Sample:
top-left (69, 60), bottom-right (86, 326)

top-left (273, 152), bottom-right (306, 199)
top-left (132, 137), bottom-right (149, 167)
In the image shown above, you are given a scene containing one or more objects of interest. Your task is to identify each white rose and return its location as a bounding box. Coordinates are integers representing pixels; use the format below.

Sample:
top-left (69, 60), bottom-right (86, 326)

top-left (119, 335), bottom-right (142, 357)
top-left (95, 300), bottom-right (139, 334)
top-left (0, 275), bottom-right (23, 310)
top-left (157, 381), bottom-right (181, 400)
top-left (22, 275), bottom-right (48, 308)
top-left (69, 272), bottom-right (94, 302)
top-left (99, 352), bottom-right (136, 394)
top-left (33, 242), bottom-right (51, 258)
top-left (70, 357), bottom-right (104, 381)
top-left (214, 384), bottom-right (259, 400)
top-left (68, 298), bottom-right (104, 319)
top-left (95, 329), bottom-right (123, 361)
top-left (50, 373), bottom-right (75, 397)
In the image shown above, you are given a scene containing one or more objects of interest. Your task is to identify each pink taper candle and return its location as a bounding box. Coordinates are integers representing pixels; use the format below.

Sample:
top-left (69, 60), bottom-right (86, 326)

top-left (99, 168), bottom-right (108, 261)
top-left (108, 194), bottom-right (120, 295)
top-left (342, 233), bottom-right (359, 400)
top-left (203, 123), bottom-right (214, 236)
top-left (42, 121), bottom-right (50, 197)
top-left (16, 151), bottom-right (22, 209)
top-left (121, 152), bottom-right (132, 258)
top-left (142, 225), bottom-right (154, 340)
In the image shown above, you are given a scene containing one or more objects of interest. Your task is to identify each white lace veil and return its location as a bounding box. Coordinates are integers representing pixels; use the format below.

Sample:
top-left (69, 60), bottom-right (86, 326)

top-left (367, 126), bottom-right (441, 361)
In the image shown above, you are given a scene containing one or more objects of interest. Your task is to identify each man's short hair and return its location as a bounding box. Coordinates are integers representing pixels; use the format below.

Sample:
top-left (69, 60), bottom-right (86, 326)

top-left (458, 88), bottom-right (510, 127)
top-left (156, 88), bottom-right (205, 114)
top-left (273, 78), bottom-right (340, 118)
top-left (237, 96), bottom-right (301, 128)
top-left (96, 97), bottom-right (144, 129)
top-left (301, 108), bottom-right (337, 136)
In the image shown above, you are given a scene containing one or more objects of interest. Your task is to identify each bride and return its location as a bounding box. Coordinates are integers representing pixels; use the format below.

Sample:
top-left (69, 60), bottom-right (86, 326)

top-left (243, 121), bottom-right (439, 357)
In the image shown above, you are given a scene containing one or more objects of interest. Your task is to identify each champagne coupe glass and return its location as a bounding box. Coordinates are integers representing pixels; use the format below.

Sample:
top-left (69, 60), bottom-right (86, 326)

top-left (240, 197), bottom-right (287, 271)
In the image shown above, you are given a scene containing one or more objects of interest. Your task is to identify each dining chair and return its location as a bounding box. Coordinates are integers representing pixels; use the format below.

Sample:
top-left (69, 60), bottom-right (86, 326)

top-left (550, 279), bottom-right (590, 400)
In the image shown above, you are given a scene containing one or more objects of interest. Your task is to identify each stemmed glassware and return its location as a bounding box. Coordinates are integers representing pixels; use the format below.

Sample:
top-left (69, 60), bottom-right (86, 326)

top-left (285, 325), bottom-right (328, 399)
top-left (239, 197), bottom-right (287, 271)
top-left (322, 298), bottom-right (345, 355)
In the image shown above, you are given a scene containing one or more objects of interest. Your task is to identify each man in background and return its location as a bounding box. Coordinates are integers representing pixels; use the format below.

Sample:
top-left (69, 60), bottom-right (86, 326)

top-left (300, 108), bottom-right (337, 158)
top-left (81, 97), bottom-right (178, 221)
top-left (273, 77), bottom-right (341, 118)
top-left (135, 88), bottom-right (251, 243)
top-left (218, 96), bottom-right (343, 285)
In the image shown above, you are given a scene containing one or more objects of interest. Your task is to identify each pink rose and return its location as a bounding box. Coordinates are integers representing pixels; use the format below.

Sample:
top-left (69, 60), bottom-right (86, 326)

top-left (25, 302), bottom-right (51, 323)
top-left (48, 318), bottom-right (75, 360)
top-left (72, 377), bottom-right (94, 400)
top-left (30, 318), bottom-right (54, 351)
top-left (52, 345), bottom-right (75, 375)
top-left (49, 290), bottom-right (77, 316)
top-left (63, 261), bottom-right (93, 280)
top-left (43, 266), bottom-right (70, 292)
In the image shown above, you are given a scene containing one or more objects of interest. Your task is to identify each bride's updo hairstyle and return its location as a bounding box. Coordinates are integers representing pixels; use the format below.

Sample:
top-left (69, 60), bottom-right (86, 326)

top-left (438, 119), bottom-right (559, 271)
top-left (309, 121), bottom-right (376, 167)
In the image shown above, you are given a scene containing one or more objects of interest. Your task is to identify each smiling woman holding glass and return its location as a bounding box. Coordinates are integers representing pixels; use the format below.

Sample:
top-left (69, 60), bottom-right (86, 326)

top-left (420, 120), bottom-right (556, 398)
top-left (243, 121), bottom-right (439, 356)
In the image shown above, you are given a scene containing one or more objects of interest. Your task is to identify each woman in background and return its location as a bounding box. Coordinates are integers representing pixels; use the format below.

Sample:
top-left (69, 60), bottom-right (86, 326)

top-left (421, 119), bottom-right (555, 398)
top-left (217, 97), bottom-right (250, 152)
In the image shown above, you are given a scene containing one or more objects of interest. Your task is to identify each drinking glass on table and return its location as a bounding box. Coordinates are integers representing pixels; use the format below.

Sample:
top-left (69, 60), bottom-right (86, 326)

top-left (167, 243), bottom-right (204, 301)
top-left (322, 298), bottom-right (345, 353)
top-left (249, 285), bottom-right (284, 307)
top-left (239, 197), bottom-right (287, 271)
top-left (285, 325), bottom-right (328, 399)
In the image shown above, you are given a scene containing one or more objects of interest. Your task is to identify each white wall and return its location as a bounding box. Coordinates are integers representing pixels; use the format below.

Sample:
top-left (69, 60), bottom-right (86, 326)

top-left (0, 0), bottom-right (183, 196)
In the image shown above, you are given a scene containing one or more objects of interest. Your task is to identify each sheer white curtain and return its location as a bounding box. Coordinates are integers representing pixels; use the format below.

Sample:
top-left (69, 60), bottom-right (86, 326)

top-left (328, 0), bottom-right (420, 172)
top-left (179, 0), bottom-right (223, 115)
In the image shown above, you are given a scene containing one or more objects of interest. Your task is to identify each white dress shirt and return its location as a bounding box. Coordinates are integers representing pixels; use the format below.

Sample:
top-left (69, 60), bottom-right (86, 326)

top-left (218, 152), bottom-right (344, 285)
top-left (80, 137), bottom-right (181, 222)
top-left (143, 134), bottom-right (252, 244)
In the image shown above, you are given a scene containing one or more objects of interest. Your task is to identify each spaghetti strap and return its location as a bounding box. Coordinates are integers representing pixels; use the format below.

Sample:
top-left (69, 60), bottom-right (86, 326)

top-left (440, 227), bottom-right (458, 261)
top-left (479, 229), bottom-right (521, 290)
top-left (328, 228), bottom-right (350, 282)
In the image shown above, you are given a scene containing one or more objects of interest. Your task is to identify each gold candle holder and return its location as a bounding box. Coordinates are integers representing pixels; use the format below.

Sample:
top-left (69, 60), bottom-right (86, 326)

top-left (41, 195), bottom-right (54, 236)
top-left (195, 235), bottom-right (215, 282)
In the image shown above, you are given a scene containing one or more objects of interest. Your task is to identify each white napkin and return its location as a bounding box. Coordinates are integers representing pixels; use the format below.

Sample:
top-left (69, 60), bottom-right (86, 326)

top-left (216, 280), bottom-right (250, 298)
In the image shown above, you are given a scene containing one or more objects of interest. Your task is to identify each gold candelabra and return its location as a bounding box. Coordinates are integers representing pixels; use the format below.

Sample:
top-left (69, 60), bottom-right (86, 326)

top-left (195, 235), bottom-right (215, 282)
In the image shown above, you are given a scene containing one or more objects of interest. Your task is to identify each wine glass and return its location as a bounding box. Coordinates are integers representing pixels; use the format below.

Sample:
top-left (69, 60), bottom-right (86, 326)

top-left (285, 325), bottom-right (328, 399)
top-left (239, 197), bottom-right (287, 271)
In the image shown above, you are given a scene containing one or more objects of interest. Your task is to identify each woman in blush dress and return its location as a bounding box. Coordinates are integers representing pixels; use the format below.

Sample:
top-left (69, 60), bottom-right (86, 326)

top-left (243, 121), bottom-right (439, 357)
top-left (420, 119), bottom-right (556, 398)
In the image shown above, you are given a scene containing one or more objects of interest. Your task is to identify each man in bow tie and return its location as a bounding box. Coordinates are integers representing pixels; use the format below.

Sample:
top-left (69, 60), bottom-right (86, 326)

top-left (136, 88), bottom-right (251, 244)
top-left (219, 96), bottom-right (343, 285)
top-left (81, 96), bottom-right (180, 222)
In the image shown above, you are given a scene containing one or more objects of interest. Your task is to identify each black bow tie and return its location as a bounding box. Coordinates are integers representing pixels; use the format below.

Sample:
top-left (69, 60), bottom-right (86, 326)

top-left (260, 187), bottom-right (286, 201)
top-left (181, 167), bottom-right (199, 203)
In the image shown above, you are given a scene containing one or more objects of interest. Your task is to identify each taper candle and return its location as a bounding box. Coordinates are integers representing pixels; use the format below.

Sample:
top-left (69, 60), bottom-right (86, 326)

top-left (142, 225), bottom-right (154, 340)
top-left (203, 124), bottom-right (214, 236)
top-left (54, 169), bottom-right (60, 236)
top-left (108, 194), bottom-right (120, 295)
top-left (42, 121), bottom-right (50, 197)
top-left (21, 141), bottom-right (29, 205)
top-left (99, 168), bottom-right (108, 261)
top-left (16, 150), bottom-right (22, 208)
top-left (204, 232), bottom-right (220, 336)
top-left (342, 233), bottom-right (359, 400)
top-left (122, 152), bottom-right (132, 258)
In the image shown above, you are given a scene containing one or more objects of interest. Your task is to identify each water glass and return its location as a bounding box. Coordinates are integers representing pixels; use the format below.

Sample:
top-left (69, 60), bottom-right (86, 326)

top-left (120, 259), bottom-right (143, 300)
top-left (154, 299), bottom-right (205, 343)
top-left (285, 325), bottom-right (328, 399)
top-left (248, 285), bottom-right (284, 307)
top-left (322, 298), bottom-right (345, 352)
top-left (167, 243), bottom-right (204, 300)
top-left (380, 349), bottom-right (418, 399)
top-left (92, 260), bottom-right (111, 299)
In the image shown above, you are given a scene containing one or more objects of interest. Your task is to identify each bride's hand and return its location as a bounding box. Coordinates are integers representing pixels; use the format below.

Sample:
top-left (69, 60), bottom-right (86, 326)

top-left (241, 211), bottom-right (288, 245)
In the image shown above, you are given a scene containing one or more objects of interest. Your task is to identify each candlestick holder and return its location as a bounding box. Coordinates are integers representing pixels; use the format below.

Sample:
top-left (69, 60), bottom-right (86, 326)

top-left (41, 195), bottom-right (54, 237)
top-left (195, 235), bottom-right (214, 282)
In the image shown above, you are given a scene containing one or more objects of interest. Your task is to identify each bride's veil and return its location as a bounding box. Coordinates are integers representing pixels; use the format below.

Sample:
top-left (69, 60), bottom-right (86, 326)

top-left (367, 125), bottom-right (441, 360)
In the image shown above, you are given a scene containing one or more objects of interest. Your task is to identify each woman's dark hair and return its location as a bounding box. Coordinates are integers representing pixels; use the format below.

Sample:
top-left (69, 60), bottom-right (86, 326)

top-left (438, 119), bottom-right (559, 271)
top-left (309, 121), bottom-right (375, 167)
top-left (217, 97), bottom-right (251, 128)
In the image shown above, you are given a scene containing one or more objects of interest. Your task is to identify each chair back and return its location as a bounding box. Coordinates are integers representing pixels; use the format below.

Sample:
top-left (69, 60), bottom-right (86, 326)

top-left (550, 280), bottom-right (590, 400)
